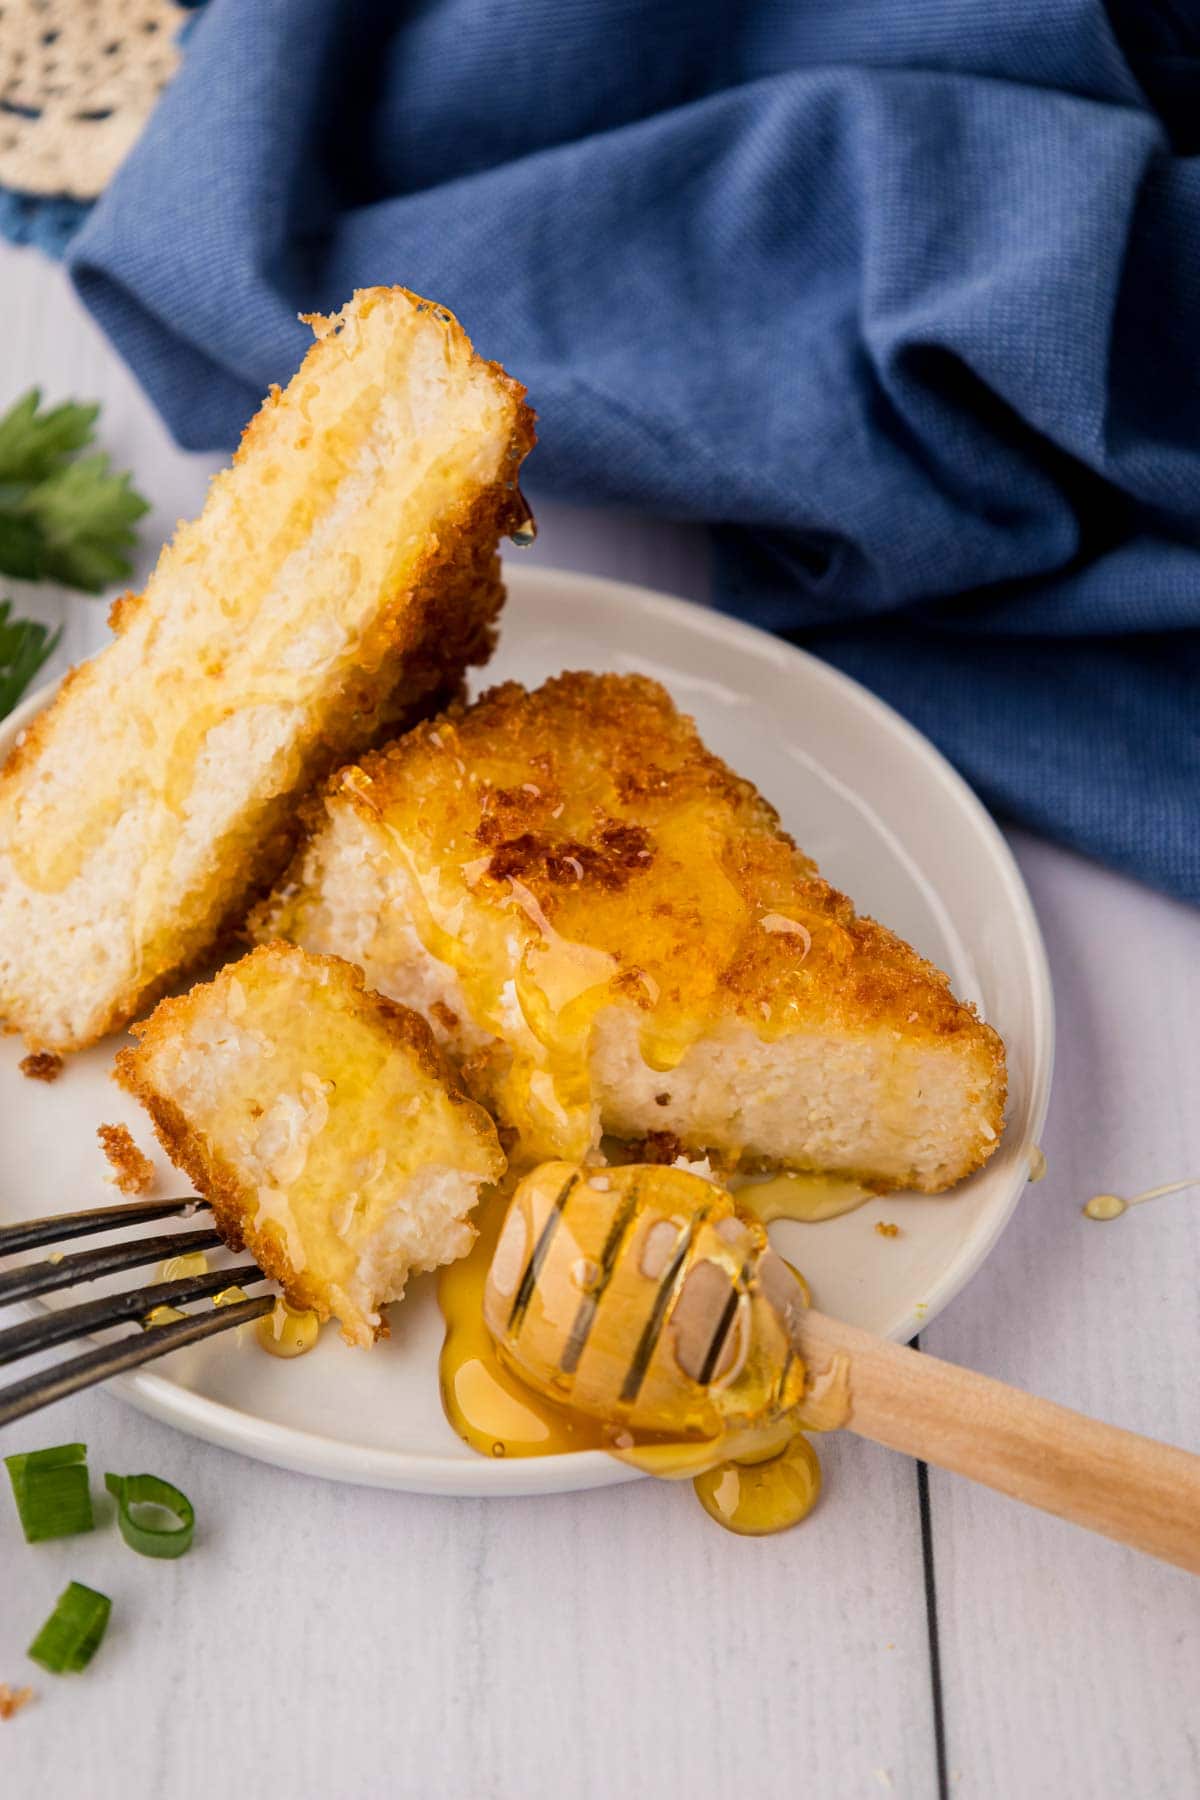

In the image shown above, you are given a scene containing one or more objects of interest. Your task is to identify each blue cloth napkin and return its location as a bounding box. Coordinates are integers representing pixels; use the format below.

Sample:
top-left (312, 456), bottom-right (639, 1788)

top-left (68, 0), bottom-right (1200, 904)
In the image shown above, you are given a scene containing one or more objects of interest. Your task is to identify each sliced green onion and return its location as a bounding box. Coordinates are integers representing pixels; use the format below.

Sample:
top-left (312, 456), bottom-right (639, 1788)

top-left (104, 1471), bottom-right (195, 1559)
top-left (27, 1582), bottom-right (111, 1674)
top-left (4, 1443), bottom-right (94, 1542)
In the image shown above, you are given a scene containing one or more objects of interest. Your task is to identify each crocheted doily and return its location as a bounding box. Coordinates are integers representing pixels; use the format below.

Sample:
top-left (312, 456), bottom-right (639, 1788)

top-left (0, 0), bottom-right (188, 200)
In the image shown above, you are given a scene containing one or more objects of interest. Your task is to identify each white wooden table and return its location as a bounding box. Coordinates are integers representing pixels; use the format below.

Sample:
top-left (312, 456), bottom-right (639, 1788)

top-left (2, 244), bottom-right (1197, 1800)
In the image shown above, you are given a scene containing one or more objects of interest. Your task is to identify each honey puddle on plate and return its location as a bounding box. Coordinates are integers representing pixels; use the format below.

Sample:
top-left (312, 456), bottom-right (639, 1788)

top-left (736, 1171), bottom-right (874, 1225)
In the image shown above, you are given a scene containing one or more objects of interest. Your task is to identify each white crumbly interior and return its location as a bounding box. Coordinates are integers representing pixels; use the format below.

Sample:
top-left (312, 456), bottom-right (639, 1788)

top-left (0, 317), bottom-right (513, 1048)
top-left (139, 1009), bottom-right (487, 1344)
top-left (342, 1164), bottom-right (479, 1332)
top-left (589, 1010), bottom-right (992, 1189)
top-left (268, 803), bottom-right (497, 1055)
top-left (269, 808), bottom-right (998, 1189)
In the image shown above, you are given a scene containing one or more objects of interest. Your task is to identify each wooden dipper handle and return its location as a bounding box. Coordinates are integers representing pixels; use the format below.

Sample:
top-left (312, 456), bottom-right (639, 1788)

top-left (798, 1310), bottom-right (1200, 1575)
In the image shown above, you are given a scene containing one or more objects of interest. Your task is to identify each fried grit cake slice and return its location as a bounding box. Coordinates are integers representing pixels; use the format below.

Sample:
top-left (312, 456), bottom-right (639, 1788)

top-left (117, 944), bottom-right (505, 1346)
top-left (0, 287), bottom-right (535, 1051)
top-left (254, 674), bottom-right (1006, 1192)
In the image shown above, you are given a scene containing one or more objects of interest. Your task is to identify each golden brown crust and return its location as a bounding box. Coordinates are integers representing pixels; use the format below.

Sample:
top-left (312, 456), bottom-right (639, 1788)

top-left (19, 1050), bottom-right (62, 1082)
top-left (96, 1123), bottom-right (155, 1195)
top-left (284, 672), bottom-right (1005, 1057)
top-left (0, 287), bottom-right (537, 1052)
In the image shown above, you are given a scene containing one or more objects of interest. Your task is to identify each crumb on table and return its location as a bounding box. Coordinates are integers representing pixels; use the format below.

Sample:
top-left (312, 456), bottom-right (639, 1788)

top-left (0, 1683), bottom-right (34, 1720)
top-left (97, 1123), bottom-right (156, 1195)
top-left (874, 1221), bottom-right (900, 1238)
top-left (19, 1050), bottom-right (63, 1083)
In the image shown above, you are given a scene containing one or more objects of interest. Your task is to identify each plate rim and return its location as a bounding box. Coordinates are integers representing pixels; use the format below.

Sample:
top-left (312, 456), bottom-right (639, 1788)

top-left (0, 563), bottom-right (1054, 1494)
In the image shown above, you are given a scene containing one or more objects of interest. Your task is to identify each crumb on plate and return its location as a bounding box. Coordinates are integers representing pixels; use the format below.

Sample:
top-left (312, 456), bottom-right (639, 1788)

top-left (0, 1683), bottom-right (34, 1720)
top-left (874, 1220), bottom-right (900, 1238)
top-left (98, 1122), bottom-right (155, 1194)
top-left (19, 1050), bottom-right (63, 1083)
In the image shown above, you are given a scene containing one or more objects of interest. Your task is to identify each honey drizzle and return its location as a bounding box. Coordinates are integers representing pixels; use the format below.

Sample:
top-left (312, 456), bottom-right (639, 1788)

top-left (338, 775), bottom-right (808, 1165)
top-left (1083, 1175), bottom-right (1200, 1223)
top-left (373, 818), bottom-right (625, 1160)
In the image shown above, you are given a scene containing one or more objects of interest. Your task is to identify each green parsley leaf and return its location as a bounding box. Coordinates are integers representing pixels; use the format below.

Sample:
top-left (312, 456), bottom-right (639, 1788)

top-left (21, 454), bottom-right (149, 593)
top-left (0, 390), bottom-right (98, 485)
top-left (0, 389), bottom-right (148, 591)
top-left (0, 599), bottom-right (61, 721)
top-left (0, 512), bottom-right (45, 582)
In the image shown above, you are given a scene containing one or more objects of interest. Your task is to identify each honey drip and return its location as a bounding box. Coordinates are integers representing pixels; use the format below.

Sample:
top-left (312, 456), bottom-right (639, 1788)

top-left (507, 493), bottom-right (537, 547)
top-left (739, 1172), bottom-right (874, 1225)
top-left (1083, 1175), bottom-right (1200, 1223)
top-left (256, 1297), bottom-right (321, 1358)
top-left (437, 1190), bottom-right (607, 1458)
top-left (693, 1431), bottom-right (822, 1536)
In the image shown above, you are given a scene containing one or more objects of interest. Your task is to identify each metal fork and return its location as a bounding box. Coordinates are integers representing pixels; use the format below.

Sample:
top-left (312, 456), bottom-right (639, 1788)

top-left (0, 1197), bottom-right (273, 1426)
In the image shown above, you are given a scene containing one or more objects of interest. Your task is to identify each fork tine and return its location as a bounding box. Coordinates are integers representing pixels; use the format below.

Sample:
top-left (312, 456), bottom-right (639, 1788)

top-left (0, 1196), bottom-right (209, 1256)
top-left (0, 1294), bottom-right (276, 1428)
top-left (0, 1227), bottom-right (222, 1306)
top-left (0, 1263), bottom-right (266, 1367)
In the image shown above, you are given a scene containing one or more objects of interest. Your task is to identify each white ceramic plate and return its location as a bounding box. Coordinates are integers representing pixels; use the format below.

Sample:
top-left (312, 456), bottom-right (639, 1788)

top-left (0, 565), bottom-right (1053, 1493)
